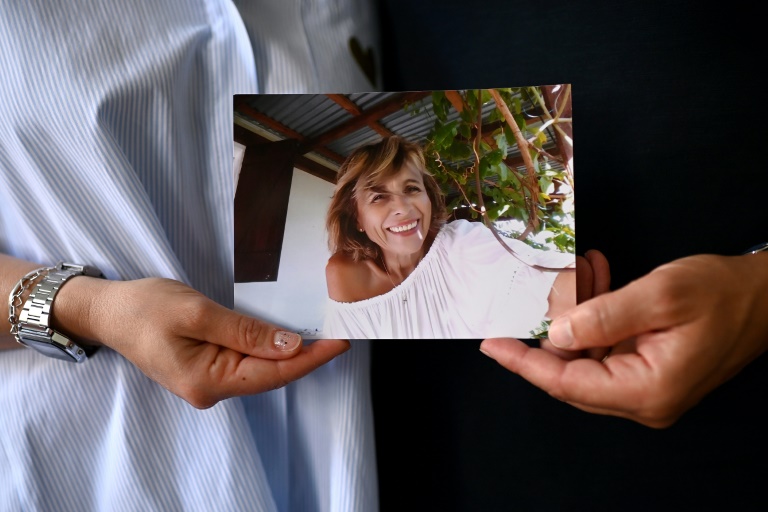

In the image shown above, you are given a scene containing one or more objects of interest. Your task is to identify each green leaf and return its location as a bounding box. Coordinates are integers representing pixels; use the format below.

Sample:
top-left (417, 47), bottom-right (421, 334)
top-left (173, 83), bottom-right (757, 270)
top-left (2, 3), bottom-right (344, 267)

top-left (451, 140), bottom-right (473, 160)
top-left (498, 163), bottom-right (509, 182)
top-left (458, 123), bottom-right (471, 140)
top-left (494, 131), bottom-right (509, 157)
top-left (485, 203), bottom-right (503, 221)
top-left (513, 113), bottom-right (526, 131)
top-left (486, 148), bottom-right (503, 166)
top-left (538, 175), bottom-right (553, 194)
top-left (529, 319), bottom-right (551, 339)
top-left (503, 125), bottom-right (516, 148)
top-left (432, 91), bottom-right (449, 121)
top-left (433, 120), bottom-right (459, 149)
top-left (478, 157), bottom-right (490, 178)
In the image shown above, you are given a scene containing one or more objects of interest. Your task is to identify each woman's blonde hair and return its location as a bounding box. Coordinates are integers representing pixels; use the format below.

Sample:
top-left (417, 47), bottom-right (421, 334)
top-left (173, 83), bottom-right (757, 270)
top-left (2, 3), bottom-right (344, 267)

top-left (326, 136), bottom-right (447, 262)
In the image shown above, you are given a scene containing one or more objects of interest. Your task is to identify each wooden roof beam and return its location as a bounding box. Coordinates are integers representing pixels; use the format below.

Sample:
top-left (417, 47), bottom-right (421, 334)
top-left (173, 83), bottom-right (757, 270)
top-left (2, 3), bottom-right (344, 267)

top-left (300, 91), bottom-right (431, 153)
top-left (326, 93), bottom-right (395, 139)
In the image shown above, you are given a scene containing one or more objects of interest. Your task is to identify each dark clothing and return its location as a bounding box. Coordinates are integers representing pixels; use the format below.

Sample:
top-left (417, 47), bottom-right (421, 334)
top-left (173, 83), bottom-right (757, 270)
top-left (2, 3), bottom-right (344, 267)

top-left (373, 2), bottom-right (768, 510)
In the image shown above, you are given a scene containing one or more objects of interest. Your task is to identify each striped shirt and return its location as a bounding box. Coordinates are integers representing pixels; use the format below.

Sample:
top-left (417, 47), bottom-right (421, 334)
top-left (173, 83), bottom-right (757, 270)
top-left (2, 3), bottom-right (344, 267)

top-left (0, 1), bottom-right (379, 511)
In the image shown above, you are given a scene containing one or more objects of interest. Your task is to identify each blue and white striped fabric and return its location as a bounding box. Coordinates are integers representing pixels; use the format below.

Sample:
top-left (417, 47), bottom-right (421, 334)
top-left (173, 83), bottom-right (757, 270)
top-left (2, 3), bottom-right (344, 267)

top-left (0, 1), bottom-right (379, 511)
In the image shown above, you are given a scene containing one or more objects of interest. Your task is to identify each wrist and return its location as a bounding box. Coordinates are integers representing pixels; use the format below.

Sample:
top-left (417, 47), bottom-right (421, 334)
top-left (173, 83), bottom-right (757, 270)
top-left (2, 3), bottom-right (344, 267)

top-left (51, 275), bottom-right (115, 347)
top-left (737, 251), bottom-right (768, 355)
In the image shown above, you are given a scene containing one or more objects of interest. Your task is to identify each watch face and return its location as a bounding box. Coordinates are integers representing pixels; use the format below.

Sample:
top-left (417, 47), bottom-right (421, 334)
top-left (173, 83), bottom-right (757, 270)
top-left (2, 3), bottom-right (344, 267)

top-left (21, 337), bottom-right (83, 362)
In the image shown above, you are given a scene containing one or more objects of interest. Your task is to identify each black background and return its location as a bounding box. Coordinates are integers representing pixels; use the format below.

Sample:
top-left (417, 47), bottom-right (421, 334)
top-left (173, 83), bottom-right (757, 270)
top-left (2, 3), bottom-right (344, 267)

top-left (372, 2), bottom-right (768, 510)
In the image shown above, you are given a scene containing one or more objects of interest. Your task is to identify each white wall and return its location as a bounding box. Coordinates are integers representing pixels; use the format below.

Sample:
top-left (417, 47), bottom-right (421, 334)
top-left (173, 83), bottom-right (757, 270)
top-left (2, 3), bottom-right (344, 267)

top-left (233, 141), bottom-right (246, 193)
top-left (234, 169), bottom-right (334, 339)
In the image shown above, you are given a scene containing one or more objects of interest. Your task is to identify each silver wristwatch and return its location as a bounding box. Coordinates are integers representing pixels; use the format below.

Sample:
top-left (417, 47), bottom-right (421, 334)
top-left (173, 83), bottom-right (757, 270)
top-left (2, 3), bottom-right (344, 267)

top-left (16, 262), bottom-right (104, 363)
top-left (744, 242), bottom-right (768, 255)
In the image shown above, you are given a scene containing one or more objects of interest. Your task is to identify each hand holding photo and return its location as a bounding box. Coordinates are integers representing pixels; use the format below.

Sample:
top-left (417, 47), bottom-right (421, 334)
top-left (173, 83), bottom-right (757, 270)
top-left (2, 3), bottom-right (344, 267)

top-left (233, 87), bottom-right (575, 339)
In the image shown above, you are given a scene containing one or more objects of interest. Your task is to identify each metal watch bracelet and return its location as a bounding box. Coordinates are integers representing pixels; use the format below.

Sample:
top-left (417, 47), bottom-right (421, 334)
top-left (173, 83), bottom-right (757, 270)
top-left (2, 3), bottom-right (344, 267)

top-left (16, 262), bottom-right (104, 363)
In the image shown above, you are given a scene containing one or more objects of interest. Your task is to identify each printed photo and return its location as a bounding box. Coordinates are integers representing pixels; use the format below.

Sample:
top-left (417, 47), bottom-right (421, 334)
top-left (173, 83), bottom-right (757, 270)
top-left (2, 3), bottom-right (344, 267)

top-left (233, 87), bottom-right (575, 339)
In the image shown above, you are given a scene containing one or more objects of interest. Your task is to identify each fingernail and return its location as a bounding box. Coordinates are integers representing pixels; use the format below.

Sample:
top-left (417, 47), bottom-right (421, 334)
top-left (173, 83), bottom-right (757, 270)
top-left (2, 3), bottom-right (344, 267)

top-left (549, 317), bottom-right (574, 348)
top-left (274, 331), bottom-right (301, 351)
top-left (479, 340), bottom-right (494, 359)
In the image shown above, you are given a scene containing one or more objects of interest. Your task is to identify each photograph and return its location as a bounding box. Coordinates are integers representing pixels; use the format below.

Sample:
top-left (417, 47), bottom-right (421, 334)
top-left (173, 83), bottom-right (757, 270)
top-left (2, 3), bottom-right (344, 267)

top-left (233, 87), bottom-right (575, 339)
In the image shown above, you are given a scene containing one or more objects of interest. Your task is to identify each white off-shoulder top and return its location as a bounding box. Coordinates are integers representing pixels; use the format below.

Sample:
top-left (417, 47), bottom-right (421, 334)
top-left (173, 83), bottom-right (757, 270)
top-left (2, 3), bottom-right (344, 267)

top-left (323, 219), bottom-right (575, 339)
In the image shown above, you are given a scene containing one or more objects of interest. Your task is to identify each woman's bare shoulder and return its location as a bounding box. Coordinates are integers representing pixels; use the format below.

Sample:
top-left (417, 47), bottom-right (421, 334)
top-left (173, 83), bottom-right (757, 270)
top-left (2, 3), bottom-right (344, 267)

top-left (326, 252), bottom-right (374, 302)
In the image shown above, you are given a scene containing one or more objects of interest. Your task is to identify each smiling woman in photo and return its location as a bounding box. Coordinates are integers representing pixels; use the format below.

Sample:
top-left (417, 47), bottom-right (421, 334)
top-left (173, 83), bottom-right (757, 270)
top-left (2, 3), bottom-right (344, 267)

top-left (323, 135), bottom-right (576, 339)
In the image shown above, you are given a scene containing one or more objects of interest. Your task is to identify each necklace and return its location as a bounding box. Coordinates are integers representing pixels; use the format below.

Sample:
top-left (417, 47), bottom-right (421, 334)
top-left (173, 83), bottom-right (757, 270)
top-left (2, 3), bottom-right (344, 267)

top-left (380, 256), bottom-right (407, 303)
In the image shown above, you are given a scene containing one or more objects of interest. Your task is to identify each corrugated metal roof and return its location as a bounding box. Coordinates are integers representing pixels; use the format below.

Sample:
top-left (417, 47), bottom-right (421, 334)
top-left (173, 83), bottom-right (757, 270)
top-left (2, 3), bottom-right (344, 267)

top-left (233, 89), bottom-right (569, 194)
